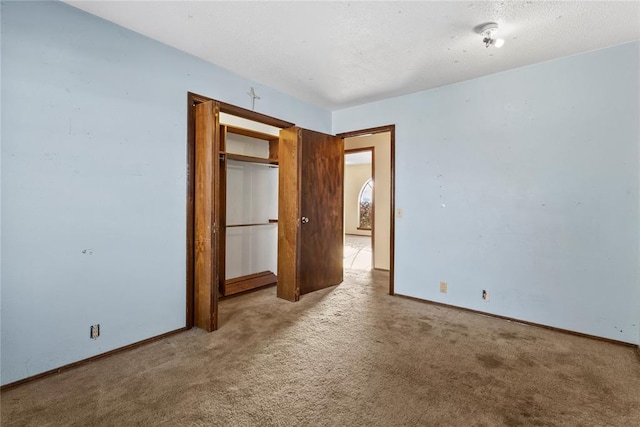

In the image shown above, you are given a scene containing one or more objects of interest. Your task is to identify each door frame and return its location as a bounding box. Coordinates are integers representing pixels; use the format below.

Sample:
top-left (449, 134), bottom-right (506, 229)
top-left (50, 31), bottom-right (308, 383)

top-left (344, 147), bottom-right (375, 268)
top-left (186, 92), bottom-right (294, 329)
top-left (337, 125), bottom-right (395, 295)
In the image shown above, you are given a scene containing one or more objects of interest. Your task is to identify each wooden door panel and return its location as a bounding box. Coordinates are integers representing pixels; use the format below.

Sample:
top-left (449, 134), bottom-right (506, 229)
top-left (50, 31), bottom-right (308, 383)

top-left (194, 101), bottom-right (219, 331)
top-left (299, 129), bottom-right (344, 294)
top-left (218, 126), bottom-right (227, 297)
top-left (276, 127), bottom-right (301, 301)
top-left (277, 127), bottom-right (343, 300)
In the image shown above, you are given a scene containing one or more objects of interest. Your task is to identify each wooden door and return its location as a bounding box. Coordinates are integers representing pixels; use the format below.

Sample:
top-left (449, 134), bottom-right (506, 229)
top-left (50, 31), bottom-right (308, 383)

top-left (194, 101), bottom-right (220, 331)
top-left (278, 127), bottom-right (343, 301)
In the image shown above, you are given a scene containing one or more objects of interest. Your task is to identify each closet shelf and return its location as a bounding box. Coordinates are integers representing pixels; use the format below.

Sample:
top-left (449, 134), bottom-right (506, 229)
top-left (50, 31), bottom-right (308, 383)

top-left (223, 152), bottom-right (278, 166)
top-left (225, 125), bottom-right (279, 142)
top-left (227, 221), bottom-right (278, 228)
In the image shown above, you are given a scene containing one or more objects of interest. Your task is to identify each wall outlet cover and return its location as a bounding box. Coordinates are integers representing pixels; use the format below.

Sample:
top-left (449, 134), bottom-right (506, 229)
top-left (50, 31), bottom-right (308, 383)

top-left (90, 324), bottom-right (100, 339)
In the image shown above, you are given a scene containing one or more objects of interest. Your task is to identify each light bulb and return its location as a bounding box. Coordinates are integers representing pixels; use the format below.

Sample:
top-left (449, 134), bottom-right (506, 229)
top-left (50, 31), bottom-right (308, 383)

top-left (494, 38), bottom-right (505, 48)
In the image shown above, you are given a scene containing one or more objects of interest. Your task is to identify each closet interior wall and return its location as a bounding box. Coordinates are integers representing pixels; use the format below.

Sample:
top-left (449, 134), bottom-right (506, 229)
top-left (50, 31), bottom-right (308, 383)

top-left (218, 115), bottom-right (280, 297)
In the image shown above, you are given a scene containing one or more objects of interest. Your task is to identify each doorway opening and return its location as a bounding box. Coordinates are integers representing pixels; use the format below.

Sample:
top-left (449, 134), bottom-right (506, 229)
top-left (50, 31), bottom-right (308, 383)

top-left (187, 92), bottom-right (347, 331)
top-left (344, 148), bottom-right (374, 270)
top-left (186, 92), bottom-right (294, 331)
top-left (338, 126), bottom-right (395, 295)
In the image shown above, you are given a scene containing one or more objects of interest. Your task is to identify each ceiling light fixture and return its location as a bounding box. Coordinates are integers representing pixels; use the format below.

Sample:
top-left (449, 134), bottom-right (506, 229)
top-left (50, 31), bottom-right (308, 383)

top-left (478, 22), bottom-right (504, 48)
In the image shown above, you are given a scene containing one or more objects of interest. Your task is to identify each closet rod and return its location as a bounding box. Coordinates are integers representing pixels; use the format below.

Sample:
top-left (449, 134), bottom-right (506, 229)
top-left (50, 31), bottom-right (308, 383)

top-left (227, 221), bottom-right (278, 228)
top-left (224, 153), bottom-right (278, 166)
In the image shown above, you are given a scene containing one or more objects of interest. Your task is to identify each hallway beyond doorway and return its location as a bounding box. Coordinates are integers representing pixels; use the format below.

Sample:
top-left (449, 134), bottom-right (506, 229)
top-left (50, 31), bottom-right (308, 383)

top-left (344, 235), bottom-right (372, 270)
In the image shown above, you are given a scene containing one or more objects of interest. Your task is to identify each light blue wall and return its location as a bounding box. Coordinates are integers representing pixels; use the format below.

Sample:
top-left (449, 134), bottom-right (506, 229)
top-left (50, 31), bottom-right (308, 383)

top-left (0, 0), bottom-right (3, 373)
top-left (334, 42), bottom-right (640, 344)
top-left (2, 1), bottom-right (638, 387)
top-left (0, 0), bottom-right (330, 385)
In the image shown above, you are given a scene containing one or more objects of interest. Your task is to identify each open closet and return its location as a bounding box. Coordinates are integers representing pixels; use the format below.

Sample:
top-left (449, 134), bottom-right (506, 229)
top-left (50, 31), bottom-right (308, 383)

top-left (190, 95), bottom-right (344, 332)
top-left (219, 117), bottom-right (280, 296)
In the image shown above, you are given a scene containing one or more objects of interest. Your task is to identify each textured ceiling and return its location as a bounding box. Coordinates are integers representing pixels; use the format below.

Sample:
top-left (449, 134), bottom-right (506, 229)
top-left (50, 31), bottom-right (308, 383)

top-left (63, 1), bottom-right (640, 111)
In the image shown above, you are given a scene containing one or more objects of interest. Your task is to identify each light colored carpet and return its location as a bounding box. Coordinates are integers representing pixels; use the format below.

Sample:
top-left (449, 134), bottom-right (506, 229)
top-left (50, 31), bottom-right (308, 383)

top-left (343, 234), bottom-right (372, 270)
top-left (2, 269), bottom-right (639, 426)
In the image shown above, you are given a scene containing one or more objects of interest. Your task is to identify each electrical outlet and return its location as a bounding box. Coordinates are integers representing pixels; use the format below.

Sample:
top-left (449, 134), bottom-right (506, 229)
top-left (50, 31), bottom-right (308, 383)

top-left (440, 281), bottom-right (447, 293)
top-left (482, 290), bottom-right (489, 301)
top-left (90, 324), bottom-right (100, 339)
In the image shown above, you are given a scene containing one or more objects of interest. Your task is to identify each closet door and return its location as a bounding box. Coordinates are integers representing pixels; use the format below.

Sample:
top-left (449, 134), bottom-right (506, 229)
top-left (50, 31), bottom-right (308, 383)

top-left (277, 127), bottom-right (344, 301)
top-left (194, 101), bottom-right (220, 331)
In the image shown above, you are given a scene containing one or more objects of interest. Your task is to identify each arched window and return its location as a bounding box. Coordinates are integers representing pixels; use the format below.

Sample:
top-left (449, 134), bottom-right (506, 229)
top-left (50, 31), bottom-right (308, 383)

top-left (358, 179), bottom-right (373, 230)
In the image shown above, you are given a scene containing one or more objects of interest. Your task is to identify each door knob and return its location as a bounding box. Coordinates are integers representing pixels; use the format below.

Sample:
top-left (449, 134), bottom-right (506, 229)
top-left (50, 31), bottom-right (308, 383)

top-left (301, 216), bottom-right (310, 224)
